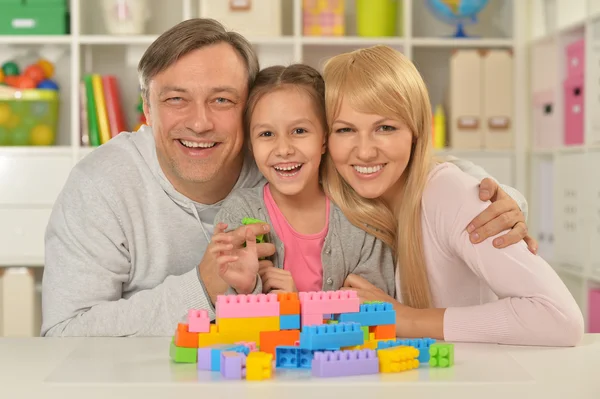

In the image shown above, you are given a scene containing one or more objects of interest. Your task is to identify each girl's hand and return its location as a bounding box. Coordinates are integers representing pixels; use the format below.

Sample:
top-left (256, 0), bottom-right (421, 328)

top-left (215, 226), bottom-right (259, 294)
top-left (341, 274), bottom-right (396, 304)
top-left (258, 263), bottom-right (297, 293)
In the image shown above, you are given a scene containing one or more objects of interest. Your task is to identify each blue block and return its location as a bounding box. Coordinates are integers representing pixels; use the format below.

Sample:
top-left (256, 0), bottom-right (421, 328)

top-left (210, 344), bottom-right (249, 371)
top-left (280, 314), bottom-right (300, 330)
top-left (377, 338), bottom-right (436, 363)
top-left (275, 346), bottom-right (315, 369)
top-left (335, 302), bottom-right (396, 326)
top-left (299, 322), bottom-right (364, 350)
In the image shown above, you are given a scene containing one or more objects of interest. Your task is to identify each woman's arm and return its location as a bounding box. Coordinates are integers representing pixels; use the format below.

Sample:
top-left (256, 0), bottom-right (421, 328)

top-left (414, 163), bottom-right (583, 347)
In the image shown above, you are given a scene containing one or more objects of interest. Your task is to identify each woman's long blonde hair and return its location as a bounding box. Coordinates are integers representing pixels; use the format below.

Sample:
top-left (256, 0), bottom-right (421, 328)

top-left (322, 45), bottom-right (435, 309)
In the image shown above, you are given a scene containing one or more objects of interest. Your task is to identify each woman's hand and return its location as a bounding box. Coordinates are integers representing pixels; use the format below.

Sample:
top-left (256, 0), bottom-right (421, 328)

top-left (341, 274), bottom-right (396, 304)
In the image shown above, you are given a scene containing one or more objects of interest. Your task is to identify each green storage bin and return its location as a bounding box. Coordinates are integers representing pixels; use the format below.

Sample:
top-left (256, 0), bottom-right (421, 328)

top-left (0, 2), bottom-right (67, 35)
top-left (356, 0), bottom-right (402, 37)
top-left (0, 88), bottom-right (59, 146)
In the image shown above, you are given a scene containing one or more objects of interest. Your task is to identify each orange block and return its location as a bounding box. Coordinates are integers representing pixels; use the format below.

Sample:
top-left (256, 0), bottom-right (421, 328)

top-left (277, 292), bottom-right (300, 315)
top-left (175, 323), bottom-right (199, 348)
top-left (259, 329), bottom-right (300, 357)
top-left (371, 324), bottom-right (396, 340)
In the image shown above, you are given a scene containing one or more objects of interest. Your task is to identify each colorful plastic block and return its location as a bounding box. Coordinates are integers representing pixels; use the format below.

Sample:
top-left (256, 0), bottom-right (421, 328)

top-left (371, 324), bottom-right (396, 340)
top-left (275, 346), bottom-right (315, 369)
top-left (378, 346), bottom-right (419, 373)
top-left (220, 351), bottom-right (247, 379)
top-left (198, 324), bottom-right (261, 347)
top-left (235, 341), bottom-right (257, 352)
top-left (312, 349), bottom-right (379, 378)
top-left (299, 322), bottom-right (364, 350)
top-left (259, 330), bottom-right (300, 357)
top-left (377, 337), bottom-right (436, 363)
top-left (242, 217), bottom-right (266, 243)
top-left (301, 313), bottom-right (324, 327)
top-left (174, 323), bottom-right (199, 348)
top-left (280, 314), bottom-right (300, 330)
top-left (197, 347), bottom-right (213, 370)
top-left (188, 309), bottom-right (210, 333)
top-left (335, 302), bottom-right (396, 326)
top-left (361, 326), bottom-right (369, 341)
top-left (299, 290), bottom-right (360, 315)
top-left (170, 338), bottom-right (197, 363)
top-left (429, 343), bottom-right (454, 368)
top-left (210, 344), bottom-right (250, 371)
top-left (218, 316), bottom-right (280, 333)
top-left (246, 352), bottom-right (273, 381)
top-left (216, 293), bottom-right (279, 319)
top-left (277, 292), bottom-right (300, 315)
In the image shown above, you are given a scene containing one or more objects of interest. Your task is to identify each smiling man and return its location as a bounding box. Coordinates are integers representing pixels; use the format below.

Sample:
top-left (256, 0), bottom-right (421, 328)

top-left (41, 18), bottom-right (533, 337)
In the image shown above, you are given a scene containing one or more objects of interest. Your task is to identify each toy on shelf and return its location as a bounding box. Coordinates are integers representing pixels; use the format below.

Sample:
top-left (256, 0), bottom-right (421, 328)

top-left (425, 0), bottom-right (489, 38)
top-left (101, 0), bottom-right (150, 35)
top-left (133, 93), bottom-right (146, 132)
top-left (0, 58), bottom-right (59, 146)
top-left (170, 290), bottom-right (455, 381)
top-left (356, 0), bottom-right (401, 37)
top-left (302, 0), bottom-right (345, 37)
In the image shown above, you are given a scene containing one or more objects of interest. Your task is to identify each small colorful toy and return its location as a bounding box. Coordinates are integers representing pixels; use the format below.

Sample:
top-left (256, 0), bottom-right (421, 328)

top-left (302, 0), bottom-right (345, 36)
top-left (170, 290), bottom-right (455, 381)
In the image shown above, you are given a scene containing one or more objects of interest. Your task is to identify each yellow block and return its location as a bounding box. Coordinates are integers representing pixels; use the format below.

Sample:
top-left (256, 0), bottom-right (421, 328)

top-left (197, 324), bottom-right (261, 347)
top-left (217, 316), bottom-right (279, 333)
top-left (378, 346), bottom-right (420, 373)
top-left (246, 352), bottom-right (273, 381)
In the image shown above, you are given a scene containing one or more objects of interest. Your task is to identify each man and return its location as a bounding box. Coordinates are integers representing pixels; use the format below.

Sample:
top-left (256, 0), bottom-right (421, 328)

top-left (41, 18), bottom-right (534, 337)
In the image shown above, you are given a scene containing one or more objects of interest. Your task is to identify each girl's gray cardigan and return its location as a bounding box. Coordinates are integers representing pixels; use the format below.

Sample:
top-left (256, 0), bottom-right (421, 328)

top-left (213, 183), bottom-right (396, 297)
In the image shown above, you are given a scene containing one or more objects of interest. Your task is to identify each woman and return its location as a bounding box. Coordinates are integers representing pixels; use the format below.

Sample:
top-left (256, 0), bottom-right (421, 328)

top-left (322, 45), bottom-right (584, 347)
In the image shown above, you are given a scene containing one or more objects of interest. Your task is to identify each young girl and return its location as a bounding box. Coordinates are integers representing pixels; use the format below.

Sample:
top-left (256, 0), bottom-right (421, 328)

top-left (321, 45), bottom-right (584, 346)
top-left (212, 64), bottom-right (396, 295)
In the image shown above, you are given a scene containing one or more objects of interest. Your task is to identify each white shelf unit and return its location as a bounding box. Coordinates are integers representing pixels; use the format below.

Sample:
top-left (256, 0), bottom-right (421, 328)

top-left (527, 0), bottom-right (600, 332)
top-left (0, 0), bottom-right (527, 336)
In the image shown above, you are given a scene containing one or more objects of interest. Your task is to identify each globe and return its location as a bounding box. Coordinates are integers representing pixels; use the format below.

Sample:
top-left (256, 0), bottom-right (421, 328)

top-left (426, 0), bottom-right (490, 38)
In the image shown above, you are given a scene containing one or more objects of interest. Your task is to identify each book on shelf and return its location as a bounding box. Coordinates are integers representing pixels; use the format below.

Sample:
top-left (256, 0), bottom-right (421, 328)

top-left (80, 74), bottom-right (128, 146)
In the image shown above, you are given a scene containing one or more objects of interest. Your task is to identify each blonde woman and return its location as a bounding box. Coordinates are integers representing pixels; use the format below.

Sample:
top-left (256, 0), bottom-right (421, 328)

top-left (323, 45), bottom-right (584, 347)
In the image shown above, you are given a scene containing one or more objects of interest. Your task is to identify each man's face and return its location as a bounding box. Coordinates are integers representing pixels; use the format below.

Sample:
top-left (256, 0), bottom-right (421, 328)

top-left (143, 43), bottom-right (248, 192)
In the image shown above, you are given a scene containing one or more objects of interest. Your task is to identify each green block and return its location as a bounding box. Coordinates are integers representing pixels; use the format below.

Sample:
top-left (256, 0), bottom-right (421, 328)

top-left (241, 217), bottom-right (267, 243)
top-left (361, 326), bottom-right (369, 340)
top-left (169, 338), bottom-right (197, 363)
top-left (429, 343), bottom-right (454, 368)
top-left (364, 301), bottom-right (385, 305)
top-left (326, 319), bottom-right (339, 325)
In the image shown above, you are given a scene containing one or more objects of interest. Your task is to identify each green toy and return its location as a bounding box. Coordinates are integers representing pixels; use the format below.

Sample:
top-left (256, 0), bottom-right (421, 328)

top-left (242, 217), bottom-right (267, 244)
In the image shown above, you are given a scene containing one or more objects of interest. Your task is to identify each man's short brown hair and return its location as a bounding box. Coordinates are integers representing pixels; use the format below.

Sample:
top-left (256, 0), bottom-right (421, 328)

top-left (138, 18), bottom-right (260, 100)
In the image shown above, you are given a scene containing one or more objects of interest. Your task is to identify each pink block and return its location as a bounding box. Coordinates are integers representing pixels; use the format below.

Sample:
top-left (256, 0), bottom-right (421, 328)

top-left (563, 75), bottom-right (584, 145)
top-left (566, 39), bottom-right (585, 79)
top-left (235, 341), bottom-right (257, 352)
top-left (215, 293), bottom-right (279, 319)
top-left (299, 290), bottom-right (360, 315)
top-left (532, 90), bottom-right (558, 149)
top-left (188, 309), bottom-right (210, 333)
top-left (588, 289), bottom-right (600, 333)
top-left (301, 313), bottom-right (324, 327)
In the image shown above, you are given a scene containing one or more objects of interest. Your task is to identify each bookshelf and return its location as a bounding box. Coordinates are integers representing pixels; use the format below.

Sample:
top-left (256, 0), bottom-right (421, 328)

top-left (527, 0), bottom-right (600, 334)
top-left (0, 0), bottom-right (528, 336)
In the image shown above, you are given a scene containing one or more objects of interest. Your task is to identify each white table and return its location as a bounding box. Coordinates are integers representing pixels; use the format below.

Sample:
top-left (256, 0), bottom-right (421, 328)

top-left (1, 335), bottom-right (599, 399)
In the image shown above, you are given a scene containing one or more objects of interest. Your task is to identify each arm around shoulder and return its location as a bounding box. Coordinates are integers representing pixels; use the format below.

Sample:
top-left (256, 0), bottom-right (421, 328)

top-left (422, 164), bottom-right (583, 346)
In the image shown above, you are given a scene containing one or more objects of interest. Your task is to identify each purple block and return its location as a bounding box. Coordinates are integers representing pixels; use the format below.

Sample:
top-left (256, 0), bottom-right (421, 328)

top-left (220, 351), bottom-right (247, 379)
top-left (311, 349), bottom-right (379, 378)
top-left (197, 348), bottom-right (212, 370)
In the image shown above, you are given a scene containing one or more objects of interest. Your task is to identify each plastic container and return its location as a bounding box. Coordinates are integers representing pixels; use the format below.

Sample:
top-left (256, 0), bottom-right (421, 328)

top-left (0, 0), bottom-right (68, 35)
top-left (356, 0), bottom-right (401, 37)
top-left (0, 87), bottom-right (59, 146)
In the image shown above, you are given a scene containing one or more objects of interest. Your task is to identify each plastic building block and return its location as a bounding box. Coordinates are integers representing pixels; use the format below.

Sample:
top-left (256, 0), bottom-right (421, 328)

top-left (218, 316), bottom-right (280, 333)
top-left (301, 313), bottom-right (324, 327)
top-left (312, 349), bottom-right (379, 378)
top-left (280, 314), bottom-right (300, 330)
top-left (188, 309), bottom-right (210, 333)
top-left (277, 292), bottom-right (300, 315)
top-left (235, 341), bottom-right (257, 352)
top-left (361, 326), bottom-right (369, 341)
top-left (170, 338), bottom-right (197, 363)
top-left (335, 302), bottom-right (396, 326)
top-left (429, 343), bottom-right (454, 368)
top-left (198, 324), bottom-right (261, 347)
top-left (370, 324), bottom-right (395, 340)
top-left (216, 293), bottom-right (279, 319)
top-left (275, 346), bottom-right (315, 369)
top-left (299, 322), bottom-right (364, 350)
top-left (377, 337), bottom-right (436, 363)
top-left (377, 346), bottom-right (419, 373)
top-left (197, 347), bottom-right (213, 370)
top-left (220, 351), bottom-right (247, 379)
top-left (174, 323), bottom-right (199, 348)
top-left (259, 330), bottom-right (300, 357)
top-left (242, 217), bottom-right (266, 243)
top-left (299, 290), bottom-right (360, 315)
top-left (246, 352), bottom-right (273, 380)
top-left (210, 344), bottom-right (249, 371)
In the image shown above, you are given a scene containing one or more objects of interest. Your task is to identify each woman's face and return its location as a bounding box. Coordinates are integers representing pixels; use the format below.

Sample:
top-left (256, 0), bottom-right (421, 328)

top-left (328, 98), bottom-right (413, 204)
